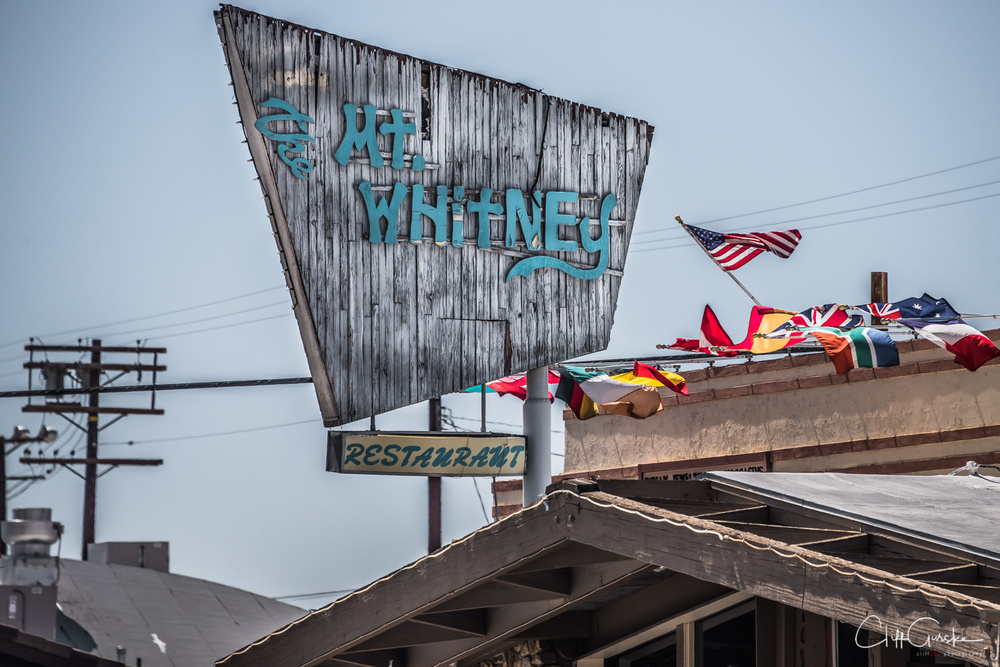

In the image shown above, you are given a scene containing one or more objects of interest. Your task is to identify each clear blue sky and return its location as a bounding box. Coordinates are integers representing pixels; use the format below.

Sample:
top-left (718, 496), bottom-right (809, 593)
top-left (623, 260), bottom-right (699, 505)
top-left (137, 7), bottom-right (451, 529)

top-left (1, 1), bottom-right (998, 608)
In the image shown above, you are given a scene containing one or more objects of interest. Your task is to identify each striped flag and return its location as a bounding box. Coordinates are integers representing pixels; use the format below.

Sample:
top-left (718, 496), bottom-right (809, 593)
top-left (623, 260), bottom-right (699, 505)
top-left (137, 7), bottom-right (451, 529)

top-left (627, 361), bottom-right (688, 396)
top-left (556, 365), bottom-right (664, 420)
top-left (802, 326), bottom-right (899, 375)
top-left (900, 319), bottom-right (999, 372)
top-left (686, 224), bottom-right (801, 271)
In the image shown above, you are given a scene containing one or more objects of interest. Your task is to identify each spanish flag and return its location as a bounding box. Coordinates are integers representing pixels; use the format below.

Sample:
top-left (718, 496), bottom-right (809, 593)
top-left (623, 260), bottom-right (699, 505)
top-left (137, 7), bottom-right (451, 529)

top-left (619, 361), bottom-right (688, 396)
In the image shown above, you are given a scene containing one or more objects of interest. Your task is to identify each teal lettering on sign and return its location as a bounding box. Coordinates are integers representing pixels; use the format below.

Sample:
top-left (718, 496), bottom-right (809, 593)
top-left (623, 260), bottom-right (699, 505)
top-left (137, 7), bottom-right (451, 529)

top-left (330, 100), bottom-right (622, 280)
top-left (506, 194), bottom-right (615, 281)
top-left (255, 97), bottom-right (315, 179)
top-left (335, 104), bottom-right (383, 168)
top-left (330, 433), bottom-right (526, 476)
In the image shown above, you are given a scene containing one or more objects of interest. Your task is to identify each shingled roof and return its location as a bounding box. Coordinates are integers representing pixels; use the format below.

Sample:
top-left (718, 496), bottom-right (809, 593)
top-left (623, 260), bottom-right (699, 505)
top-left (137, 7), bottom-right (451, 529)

top-left (39, 559), bottom-right (304, 667)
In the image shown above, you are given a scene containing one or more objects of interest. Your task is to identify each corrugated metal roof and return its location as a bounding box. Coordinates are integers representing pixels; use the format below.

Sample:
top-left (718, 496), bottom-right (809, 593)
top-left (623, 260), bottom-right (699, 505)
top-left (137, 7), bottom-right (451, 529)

top-left (48, 559), bottom-right (304, 667)
top-left (704, 471), bottom-right (1000, 562)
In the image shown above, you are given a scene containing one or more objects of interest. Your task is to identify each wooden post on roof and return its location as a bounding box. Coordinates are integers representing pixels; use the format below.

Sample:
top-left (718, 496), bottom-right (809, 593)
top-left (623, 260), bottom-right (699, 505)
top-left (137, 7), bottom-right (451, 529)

top-left (871, 271), bottom-right (888, 328)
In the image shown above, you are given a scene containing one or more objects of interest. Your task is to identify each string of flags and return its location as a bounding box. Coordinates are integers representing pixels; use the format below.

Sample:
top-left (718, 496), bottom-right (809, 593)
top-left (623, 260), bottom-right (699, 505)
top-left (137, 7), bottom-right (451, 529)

top-left (468, 294), bottom-right (998, 421)
top-left (466, 362), bottom-right (687, 421)
top-left (480, 222), bottom-right (996, 421)
top-left (665, 294), bottom-right (999, 373)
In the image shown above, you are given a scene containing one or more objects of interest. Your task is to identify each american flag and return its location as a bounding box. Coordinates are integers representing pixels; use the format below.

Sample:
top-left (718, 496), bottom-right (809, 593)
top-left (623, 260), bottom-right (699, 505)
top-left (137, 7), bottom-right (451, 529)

top-left (686, 224), bottom-right (801, 271)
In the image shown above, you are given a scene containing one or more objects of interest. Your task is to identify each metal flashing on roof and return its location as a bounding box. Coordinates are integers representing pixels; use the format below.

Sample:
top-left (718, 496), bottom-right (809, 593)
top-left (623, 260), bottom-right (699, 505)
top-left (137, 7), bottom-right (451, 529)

top-left (704, 471), bottom-right (1000, 563)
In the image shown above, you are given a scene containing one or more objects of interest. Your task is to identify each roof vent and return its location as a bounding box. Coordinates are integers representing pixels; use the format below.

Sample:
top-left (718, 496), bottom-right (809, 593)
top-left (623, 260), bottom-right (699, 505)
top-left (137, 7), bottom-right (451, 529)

top-left (0, 508), bottom-right (62, 640)
top-left (88, 542), bottom-right (169, 573)
top-left (1, 508), bottom-right (61, 586)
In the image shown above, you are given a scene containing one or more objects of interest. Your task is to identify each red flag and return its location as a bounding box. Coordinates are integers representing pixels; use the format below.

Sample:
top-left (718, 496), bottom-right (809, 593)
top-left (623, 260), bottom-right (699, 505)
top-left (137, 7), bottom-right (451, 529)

top-left (700, 305), bottom-right (734, 347)
top-left (633, 361), bottom-right (688, 396)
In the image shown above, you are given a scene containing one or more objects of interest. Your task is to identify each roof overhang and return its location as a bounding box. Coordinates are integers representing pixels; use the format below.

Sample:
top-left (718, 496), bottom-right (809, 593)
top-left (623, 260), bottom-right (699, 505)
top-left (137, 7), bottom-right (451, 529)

top-left (218, 477), bottom-right (1000, 667)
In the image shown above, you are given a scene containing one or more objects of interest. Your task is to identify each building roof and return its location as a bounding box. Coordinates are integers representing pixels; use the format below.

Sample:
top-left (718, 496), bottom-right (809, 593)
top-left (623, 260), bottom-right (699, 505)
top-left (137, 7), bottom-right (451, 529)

top-left (706, 471), bottom-right (1000, 562)
top-left (217, 474), bottom-right (1000, 667)
top-left (49, 559), bottom-right (303, 667)
top-left (0, 623), bottom-right (124, 667)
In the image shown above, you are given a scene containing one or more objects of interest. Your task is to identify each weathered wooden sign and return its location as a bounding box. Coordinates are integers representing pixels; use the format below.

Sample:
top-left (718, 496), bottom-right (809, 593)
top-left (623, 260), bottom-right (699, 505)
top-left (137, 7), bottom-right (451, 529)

top-left (327, 432), bottom-right (526, 476)
top-left (217, 6), bottom-right (655, 425)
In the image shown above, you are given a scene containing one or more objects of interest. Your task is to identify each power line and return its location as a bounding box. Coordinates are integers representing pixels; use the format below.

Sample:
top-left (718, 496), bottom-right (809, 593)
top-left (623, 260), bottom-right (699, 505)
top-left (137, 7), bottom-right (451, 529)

top-left (95, 301), bottom-right (288, 340)
top-left (449, 416), bottom-right (565, 444)
top-left (0, 285), bottom-right (286, 351)
top-left (125, 312), bottom-right (293, 343)
top-left (101, 418), bottom-right (319, 446)
top-left (633, 152), bottom-right (1000, 238)
top-left (471, 478), bottom-right (491, 523)
top-left (632, 176), bottom-right (1000, 246)
top-left (633, 190), bottom-right (1000, 254)
top-left (0, 376), bottom-right (314, 400)
top-left (274, 588), bottom-right (356, 602)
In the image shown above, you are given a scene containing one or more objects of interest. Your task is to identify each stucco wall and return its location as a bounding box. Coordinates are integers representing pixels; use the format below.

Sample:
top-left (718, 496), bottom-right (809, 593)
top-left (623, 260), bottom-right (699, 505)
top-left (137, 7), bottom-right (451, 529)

top-left (564, 332), bottom-right (1000, 474)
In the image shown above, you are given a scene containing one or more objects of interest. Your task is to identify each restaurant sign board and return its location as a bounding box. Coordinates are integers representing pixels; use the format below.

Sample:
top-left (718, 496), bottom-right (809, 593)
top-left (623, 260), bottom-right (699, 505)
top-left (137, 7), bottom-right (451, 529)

top-left (327, 432), bottom-right (526, 477)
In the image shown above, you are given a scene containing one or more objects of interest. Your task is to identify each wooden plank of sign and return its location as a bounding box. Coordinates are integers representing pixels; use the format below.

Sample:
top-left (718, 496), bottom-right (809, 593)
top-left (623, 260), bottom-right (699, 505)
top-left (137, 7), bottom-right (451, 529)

top-left (372, 48), bottom-right (386, 414)
top-left (517, 91), bottom-right (535, 372)
top-left (311, 32), bottom-right (330, 360)
top-left (551, 100), bottom-right (567, 363)
top-left (572, 108), bottom-right (588, 358)
top-left (406, 60), bottom-right (421, 406)
top-left (497, 87), bottom-right (510, 357)
top-left (357, 45), bottom-right (375, 420)
top-left (374, 46), bottom-right (391, 416)
top-left (400, 59), bottom-right (423, 404)
top-left (390, 53), bottom-right (404, 413)
top-left (556, 100), bottom-right (569, 337)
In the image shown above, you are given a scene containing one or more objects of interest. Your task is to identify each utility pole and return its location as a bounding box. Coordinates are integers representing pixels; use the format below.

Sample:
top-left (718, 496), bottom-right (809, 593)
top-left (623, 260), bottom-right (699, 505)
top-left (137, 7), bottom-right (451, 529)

top-left (21, 340), bottom-right (166, 559)
top-left (83, 340), bottom-right (101, 555)
top-left (428, 397), bottom-right (442, 553)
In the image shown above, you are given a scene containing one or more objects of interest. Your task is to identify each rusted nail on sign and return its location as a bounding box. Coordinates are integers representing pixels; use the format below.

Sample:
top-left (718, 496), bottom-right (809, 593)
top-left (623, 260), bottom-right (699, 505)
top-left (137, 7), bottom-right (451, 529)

top-left (327, 431), bottom-right (526, 476)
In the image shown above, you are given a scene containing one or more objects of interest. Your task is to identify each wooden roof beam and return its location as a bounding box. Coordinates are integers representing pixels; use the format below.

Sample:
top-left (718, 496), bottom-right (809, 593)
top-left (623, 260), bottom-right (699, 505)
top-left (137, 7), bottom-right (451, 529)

top-left (406, 559), bottom-right (653, 667)
top-left (917, 583), bottom-right (1000, 604)
top-left (429, 581), bottom-right (567, 612)
top-left (797, 533), bottom-right (870, 554)
top-left (689, 505), bottom-right (768, 522)
top-left (504, 544), bottom-right (630, 574)
top-left (582, 573), bottom-right (733, 656)
top-left (334, 650), bottom-right (405, 667)
top-left (412, 610), bottom-right (487, 637)
top-left (711, 521), bottom-right (863, 546)
top-left (495, 569), bottom-right (571, 595)
top-left (573, 491), bottom-right (994, 665)
top-left (869, 534), bottom-right (968, 564)
top-left (511, 611), bottom-right (595, 640)
top-left (909, 563), bottom-right (980, 585)
top-left (349, 622), bottom-right (478, 652)
top-left (215, 498), bottom-right (576, 667)
top-left (592, 479), bottom-right (717, 502)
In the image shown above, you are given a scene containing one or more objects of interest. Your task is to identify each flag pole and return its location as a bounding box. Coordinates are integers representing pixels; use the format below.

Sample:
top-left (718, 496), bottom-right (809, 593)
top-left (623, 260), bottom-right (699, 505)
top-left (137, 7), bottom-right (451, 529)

top-left (676, 216), bottom-right (761, 306)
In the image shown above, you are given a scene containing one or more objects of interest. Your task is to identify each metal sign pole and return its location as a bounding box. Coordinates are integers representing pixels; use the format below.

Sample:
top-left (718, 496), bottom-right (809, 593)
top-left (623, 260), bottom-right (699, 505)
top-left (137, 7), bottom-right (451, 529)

top-left (521, 367), bottom-right (551, 505)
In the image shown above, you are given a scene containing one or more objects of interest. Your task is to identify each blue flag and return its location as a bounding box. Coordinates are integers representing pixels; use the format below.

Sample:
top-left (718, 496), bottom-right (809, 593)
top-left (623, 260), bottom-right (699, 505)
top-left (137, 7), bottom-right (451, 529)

top-left (854, 293), bottom-right (959, 322)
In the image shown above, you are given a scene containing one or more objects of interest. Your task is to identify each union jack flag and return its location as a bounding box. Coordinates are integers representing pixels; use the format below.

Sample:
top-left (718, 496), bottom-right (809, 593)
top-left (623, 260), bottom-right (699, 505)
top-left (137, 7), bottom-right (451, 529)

top-left (764, 304), bottom-right (863, 341)
top-left (685, 224), bottom-right (801, 271)
top-left (783, 304), bottom-right (862, 329)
